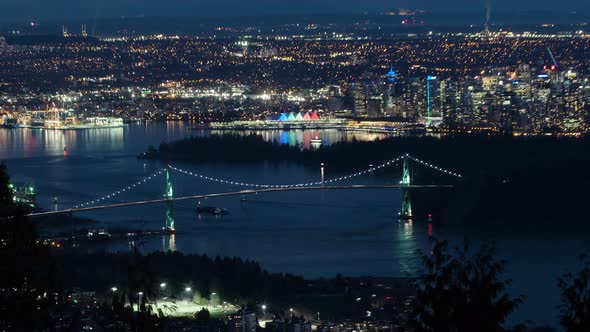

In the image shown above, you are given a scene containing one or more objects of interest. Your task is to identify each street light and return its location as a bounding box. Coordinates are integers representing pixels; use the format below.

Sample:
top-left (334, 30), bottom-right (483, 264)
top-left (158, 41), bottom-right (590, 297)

top-left (185, 287), bottom-right (192, 292)
top-left (111, 286), bottom-right (118, 292)
top-left (261, 304), bottom-right (267, 310)
top-left (137, 291), bottom-right (144, 307)
top-left (160, 282), bottom-right (167, 288)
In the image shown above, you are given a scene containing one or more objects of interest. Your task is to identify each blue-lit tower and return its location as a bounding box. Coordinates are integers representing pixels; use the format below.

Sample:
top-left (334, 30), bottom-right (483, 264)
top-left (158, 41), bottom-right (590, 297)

top-left (386, 67), bottom-right (398, 83)
top-left (384, 67), bottom-right (399, 115)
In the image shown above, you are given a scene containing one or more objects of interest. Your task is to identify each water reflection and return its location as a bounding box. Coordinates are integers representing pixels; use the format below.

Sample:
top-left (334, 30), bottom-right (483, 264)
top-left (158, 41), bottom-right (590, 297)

top-left (163, 234), bottom-right (176, 252)
top-left (396, 220), bottom-right (417, 276)
top-left (196, 128), bottom-right (389, 150)
top-left (0, 123), bottom-right (389, 160)
top-left (0, 127), bottom-right (124, 159)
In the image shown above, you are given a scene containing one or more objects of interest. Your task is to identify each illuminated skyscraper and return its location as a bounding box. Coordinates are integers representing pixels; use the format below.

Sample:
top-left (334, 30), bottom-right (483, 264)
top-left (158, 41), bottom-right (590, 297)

top-left (228, 310), bottom-right (257, 332)
top-left (353, 83), bottom-right (367, 116)
top-left (426, 75), bottom-right (437, 126)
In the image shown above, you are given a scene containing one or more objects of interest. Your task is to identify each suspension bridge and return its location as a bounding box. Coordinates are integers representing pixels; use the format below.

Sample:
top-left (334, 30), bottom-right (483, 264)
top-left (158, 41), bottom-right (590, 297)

top-left (27, 154), bottom-right (463, 230)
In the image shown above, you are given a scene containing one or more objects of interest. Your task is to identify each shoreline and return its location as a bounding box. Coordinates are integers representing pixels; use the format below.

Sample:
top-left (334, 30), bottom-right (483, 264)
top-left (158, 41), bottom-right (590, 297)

top-left (16, 124), bottom-right (128, 130)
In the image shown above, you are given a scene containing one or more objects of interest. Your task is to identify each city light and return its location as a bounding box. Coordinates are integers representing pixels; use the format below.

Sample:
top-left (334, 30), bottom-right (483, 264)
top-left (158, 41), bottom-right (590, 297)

top-left (3, 9), bottom-right (590, 332)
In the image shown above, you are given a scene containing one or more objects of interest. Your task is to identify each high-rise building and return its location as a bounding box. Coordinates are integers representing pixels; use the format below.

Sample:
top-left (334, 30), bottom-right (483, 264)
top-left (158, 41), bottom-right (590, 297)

top-left (482, 75), bottom-right (501, 94)
top-left (227, 310), bottom-right (257, 332)
top-left (367, 96), bottom-right (384, 117)
top-left (352, 83), bottom-right (367, 116)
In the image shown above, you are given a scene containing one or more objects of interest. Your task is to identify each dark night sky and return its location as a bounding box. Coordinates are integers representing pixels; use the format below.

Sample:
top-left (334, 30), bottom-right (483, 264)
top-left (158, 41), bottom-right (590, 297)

top-left (1, 0), bottom-right (588, 21)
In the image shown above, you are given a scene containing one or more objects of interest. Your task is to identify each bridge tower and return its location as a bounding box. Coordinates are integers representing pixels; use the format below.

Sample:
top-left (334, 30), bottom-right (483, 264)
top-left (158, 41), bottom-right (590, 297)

top-left (164, 166), bottom-right (175, 232)
top-left (399, 156), bottom-right (413, 220)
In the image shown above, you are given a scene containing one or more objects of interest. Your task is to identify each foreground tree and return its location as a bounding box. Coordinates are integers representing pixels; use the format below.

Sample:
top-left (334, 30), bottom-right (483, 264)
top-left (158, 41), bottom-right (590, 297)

top-left (410, 239), bottom-right (524, 332)
top-left (0, 163), bottom-right (55, 330)
top-left (557, 254), bottom-right (590, 332)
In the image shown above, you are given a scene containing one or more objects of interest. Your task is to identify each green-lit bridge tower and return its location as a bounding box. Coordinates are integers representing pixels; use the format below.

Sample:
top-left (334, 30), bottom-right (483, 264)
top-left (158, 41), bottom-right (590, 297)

top-left (164, 166), bottom-right (175, 232)
top-left (399, 156), bottom-right (413, 220)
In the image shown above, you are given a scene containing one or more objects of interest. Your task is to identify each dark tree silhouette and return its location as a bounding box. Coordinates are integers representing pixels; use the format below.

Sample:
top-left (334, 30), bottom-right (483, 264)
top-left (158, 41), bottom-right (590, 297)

top-left (410, 239), bottom-right (524, 332)
top-left (557, 254), bottom-right (590, 332)
top-left (0, 163), bottom-right (56, 330)
top-left (195, 307), bottom-right (212, 321)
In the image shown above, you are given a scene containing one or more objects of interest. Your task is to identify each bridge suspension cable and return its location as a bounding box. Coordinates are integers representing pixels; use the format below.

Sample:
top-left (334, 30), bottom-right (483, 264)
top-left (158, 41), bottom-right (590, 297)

top-left (72, 168), bottom-right (167, 209)
top-left (406, 155), bottom-right (463, 178)
top-left (69, 154), bottom-right (462, 211)
top-left (170, 155), bottom-right (406, 189)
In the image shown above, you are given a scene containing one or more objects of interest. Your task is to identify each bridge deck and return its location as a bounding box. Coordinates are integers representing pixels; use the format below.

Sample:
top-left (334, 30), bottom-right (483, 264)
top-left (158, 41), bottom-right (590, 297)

top-left (28, 184), bottom-right (453, 217)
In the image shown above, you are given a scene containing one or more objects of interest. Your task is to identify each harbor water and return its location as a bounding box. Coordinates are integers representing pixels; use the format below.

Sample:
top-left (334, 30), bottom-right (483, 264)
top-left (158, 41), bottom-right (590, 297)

top-left (1, 122), bottom-right (589, 328)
